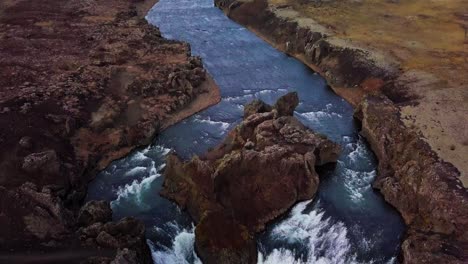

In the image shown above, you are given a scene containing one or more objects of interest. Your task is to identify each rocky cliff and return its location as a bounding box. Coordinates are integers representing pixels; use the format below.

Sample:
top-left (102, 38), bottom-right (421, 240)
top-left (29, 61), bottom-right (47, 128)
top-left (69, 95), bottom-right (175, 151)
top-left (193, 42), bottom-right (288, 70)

top-left (214, 0), bottom-right (468, 262)
top-left (161, 92), bottom-right (340, 263)
top-left (0, 0), bottom-right (220, 262)
top-left (355, 95), bottom-right (468, 263)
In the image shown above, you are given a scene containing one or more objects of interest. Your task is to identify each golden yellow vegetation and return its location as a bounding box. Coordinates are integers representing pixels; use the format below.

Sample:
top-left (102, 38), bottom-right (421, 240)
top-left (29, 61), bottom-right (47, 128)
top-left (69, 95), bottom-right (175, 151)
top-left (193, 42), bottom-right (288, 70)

top-left (269, 0), bottom-right (467, 87)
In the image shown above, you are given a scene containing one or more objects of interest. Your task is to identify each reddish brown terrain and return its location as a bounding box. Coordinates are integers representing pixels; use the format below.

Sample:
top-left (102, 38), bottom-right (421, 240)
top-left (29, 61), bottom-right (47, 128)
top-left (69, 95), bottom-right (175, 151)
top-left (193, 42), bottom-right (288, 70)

top-left (0, 0), bottom-right (219, 262)
top-left (161, 93), bottom-right (341, 264)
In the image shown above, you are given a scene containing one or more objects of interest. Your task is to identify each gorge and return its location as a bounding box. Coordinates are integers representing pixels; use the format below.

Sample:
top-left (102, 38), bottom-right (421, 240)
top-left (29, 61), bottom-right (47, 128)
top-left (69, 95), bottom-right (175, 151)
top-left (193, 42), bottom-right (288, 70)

top-left (1, 0), bottom-right (466, 263)
top-left (88, 0), bottom-right (405, 263)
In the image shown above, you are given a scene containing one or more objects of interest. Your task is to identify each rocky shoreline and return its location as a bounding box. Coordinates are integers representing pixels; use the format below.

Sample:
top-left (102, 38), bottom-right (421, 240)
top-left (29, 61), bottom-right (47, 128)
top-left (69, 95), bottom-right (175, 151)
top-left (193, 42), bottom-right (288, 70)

top-left (0, 0), bottom-right (220, 262)
top-left (161, 93), bottom-right (340, 263)
top-left (214, 0), bottom-right (468, 262)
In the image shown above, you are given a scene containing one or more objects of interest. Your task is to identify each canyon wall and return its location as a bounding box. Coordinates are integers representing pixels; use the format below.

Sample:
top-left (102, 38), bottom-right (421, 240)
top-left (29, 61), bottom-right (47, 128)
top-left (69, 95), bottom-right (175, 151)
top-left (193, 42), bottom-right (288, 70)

top-left (214, 0), bottom-right (468, 262)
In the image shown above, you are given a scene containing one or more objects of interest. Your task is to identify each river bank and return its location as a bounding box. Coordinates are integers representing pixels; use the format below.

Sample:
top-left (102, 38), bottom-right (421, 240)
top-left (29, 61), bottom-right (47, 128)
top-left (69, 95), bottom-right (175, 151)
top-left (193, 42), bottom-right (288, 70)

top-left (214, 0), bottom-right (468, 262)
top-left (0, 0), bottom-right (219, 262)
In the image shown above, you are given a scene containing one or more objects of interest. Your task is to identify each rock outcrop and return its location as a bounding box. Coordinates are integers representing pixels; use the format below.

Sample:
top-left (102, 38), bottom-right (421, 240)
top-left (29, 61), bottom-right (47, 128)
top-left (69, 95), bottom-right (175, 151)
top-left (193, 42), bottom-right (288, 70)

top-left (0, 0), bottom-right (220, 261)
top-left (161, 92), bottom-right (340, 263)
top-left (355, 95), bottom-right (468, 263)
top-left (78, 201), bottom-right (152, 264)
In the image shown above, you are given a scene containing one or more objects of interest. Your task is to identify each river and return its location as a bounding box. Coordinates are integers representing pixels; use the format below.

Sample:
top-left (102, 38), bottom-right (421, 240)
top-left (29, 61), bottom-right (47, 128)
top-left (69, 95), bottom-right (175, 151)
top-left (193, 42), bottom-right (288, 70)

top-left (87, 0), bottom-right (405, 263)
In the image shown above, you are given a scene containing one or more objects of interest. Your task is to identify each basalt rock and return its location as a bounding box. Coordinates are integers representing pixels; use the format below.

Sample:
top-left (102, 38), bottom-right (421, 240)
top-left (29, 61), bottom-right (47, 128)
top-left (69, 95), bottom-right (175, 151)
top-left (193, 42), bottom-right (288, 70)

top-left (355, 94), bottom-right (468, 263)
top-left (273, 91), bottom-right (299, 116)
top-left (77, 201), bottom-right (151, 264)
top-left (0, 0), bottom-right (220, 261)
top-left (243, 99), bottom-right (272, 118)
top-left (161, 93), bottom-right (340, 263)
top-left (78, 200), bottom-right (112, 227)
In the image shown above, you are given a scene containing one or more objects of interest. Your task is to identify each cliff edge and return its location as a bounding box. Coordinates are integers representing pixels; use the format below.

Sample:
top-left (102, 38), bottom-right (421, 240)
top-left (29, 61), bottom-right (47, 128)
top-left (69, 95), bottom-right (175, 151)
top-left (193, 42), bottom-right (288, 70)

top-left (0, 0), bottom-right (220, 262)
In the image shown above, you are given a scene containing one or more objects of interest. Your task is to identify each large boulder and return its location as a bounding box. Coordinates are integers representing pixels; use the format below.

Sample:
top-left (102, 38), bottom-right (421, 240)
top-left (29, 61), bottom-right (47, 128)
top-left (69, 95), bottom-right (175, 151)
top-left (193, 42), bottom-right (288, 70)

top-left (161, 93), bottom-right (340, 264)
top-left (78, 215), bottom-right (151, 264)
top-left (273, 91), bottom-right (299, 116)
top-left (243, 99), bottom-right (272, 118)
top-left (78, 200), bottom-right (112, 226)
top-left (195, 211), bottom-right (256, 264)
top-left (22, 150), bottom-right (60, 175)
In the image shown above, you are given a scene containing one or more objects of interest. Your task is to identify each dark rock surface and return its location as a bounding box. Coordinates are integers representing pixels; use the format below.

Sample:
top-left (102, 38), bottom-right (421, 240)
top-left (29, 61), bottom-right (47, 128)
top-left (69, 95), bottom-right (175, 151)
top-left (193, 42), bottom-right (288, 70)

top-left (355, 95), bottom-right (468, 263)
top-left (78, 201), bottom-right (113, 227)
top-left (161, 93), bottom-right (340, 263)
top-left (0, 0), bottom-right (220, 262)
top-left (78, 202), bottom-right (152, 264)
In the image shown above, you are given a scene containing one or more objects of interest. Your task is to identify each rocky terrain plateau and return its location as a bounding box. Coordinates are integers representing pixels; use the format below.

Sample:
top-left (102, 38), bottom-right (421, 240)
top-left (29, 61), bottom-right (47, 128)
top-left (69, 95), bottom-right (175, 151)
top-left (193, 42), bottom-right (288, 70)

top-left (0, 0), bottom-right (220, 262)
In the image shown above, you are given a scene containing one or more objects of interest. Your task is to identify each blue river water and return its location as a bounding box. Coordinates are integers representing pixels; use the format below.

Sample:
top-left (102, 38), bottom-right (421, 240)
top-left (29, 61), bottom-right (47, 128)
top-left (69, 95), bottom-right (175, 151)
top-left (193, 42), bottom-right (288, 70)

top-left (87, 0), bottom-right (405, 263)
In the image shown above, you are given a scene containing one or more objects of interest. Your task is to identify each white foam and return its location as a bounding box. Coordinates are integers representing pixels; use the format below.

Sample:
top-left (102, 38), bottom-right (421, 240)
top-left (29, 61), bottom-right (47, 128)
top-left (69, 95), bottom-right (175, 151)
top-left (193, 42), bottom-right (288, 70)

top-left (258, 249), bottom-right (302, 264)
top-left (150, 225), bottom-right (202, 264)
top-left (131, 151), bottom-right (150, 162)
top-left (260, 200), bottom-right (358, 264)
top-left (124, 166), bottom-right (147, 177)
top-left (256, 90), bottom-right (275, 95)
top-left (347, 141), bottom-right (369, 164)
top-left (298, 111), bottom-right (343, 123)
top-left (338, 139), bottom-right (377, 202)
top-left (157, 164), bottom-right (166, 171)
top-left (112, 173), bottom-right (160, 209)
top-left (193, 116), bottom-right (230, 131)
top-left (223, 94), bottom-right (254, 103)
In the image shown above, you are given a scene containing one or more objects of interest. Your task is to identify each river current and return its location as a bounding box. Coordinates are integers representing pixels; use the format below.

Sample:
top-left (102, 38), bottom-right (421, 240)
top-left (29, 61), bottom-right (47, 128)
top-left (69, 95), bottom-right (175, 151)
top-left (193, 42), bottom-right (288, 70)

top-left (87, 0), bottom-right (405, 263)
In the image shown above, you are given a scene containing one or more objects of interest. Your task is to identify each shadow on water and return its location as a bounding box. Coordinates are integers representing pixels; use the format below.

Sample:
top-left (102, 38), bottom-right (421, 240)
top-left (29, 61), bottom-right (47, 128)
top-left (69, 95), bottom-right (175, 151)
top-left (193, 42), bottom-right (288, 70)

top-left (87, 0), bottom-right (405, 263)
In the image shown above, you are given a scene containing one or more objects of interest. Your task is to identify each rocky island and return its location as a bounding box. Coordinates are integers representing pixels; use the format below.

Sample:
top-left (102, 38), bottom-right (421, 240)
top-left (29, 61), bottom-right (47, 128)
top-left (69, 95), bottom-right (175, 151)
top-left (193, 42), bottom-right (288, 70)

top-left (0, 0), bottom-right (219, 262)
top-left (161, 92), bottom-right (340, 263)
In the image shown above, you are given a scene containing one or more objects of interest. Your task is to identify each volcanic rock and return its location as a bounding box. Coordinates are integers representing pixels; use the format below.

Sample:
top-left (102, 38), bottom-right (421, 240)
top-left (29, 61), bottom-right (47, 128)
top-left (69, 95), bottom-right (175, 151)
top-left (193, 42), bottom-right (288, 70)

top-left (243, 99), bottom-right (272, 118)
top-left (78, 200), bottom-right (112, 226)
top-left (77, 201), bottom-right (151, 264)
top-left (22, 150), bottom-right (60, 175)
top-left (0, 0), bottom-right (220, 262)
top-left (355, 94), bottom-right (468, 263)
top-left (273, 91), bottom-right (299, 116)
top-left (161, 93), bottom-right (340, 263)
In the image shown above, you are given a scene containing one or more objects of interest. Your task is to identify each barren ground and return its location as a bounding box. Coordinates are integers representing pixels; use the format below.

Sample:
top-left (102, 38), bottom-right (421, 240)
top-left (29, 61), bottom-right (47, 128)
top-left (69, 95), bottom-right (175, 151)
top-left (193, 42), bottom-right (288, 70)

top-left (268, 0), bottom-right (468, 185)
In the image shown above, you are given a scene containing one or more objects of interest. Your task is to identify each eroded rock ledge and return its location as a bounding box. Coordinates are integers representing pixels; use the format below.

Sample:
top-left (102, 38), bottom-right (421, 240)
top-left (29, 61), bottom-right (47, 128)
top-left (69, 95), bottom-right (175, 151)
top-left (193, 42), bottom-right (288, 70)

top-left (355, 95), bottom-right (468, 263)
top-left (161, 92), bottom-right (340, 263)
top-left (0, 0), bottom-right (220, 262)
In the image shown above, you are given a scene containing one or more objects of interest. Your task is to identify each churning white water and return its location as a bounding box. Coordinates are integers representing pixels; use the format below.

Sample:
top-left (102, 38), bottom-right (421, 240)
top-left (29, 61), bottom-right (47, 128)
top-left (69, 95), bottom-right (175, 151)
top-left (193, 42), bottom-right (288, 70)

top-left (149, 224), bottom-right (202, 264)
top-left (258, 200), bottom-right (358, 264)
